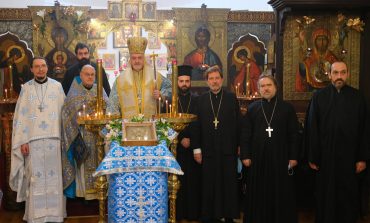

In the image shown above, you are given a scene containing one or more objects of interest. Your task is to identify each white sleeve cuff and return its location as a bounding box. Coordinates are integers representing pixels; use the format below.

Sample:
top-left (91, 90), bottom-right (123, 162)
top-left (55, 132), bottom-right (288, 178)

top-left (193, 148), bottom-right (201, 154)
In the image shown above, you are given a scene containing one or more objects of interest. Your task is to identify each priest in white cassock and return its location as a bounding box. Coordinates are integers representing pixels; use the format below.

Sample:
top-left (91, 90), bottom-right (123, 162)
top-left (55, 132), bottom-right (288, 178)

top-left (61, 64), bottom-right (108, 200)
top-left (107, 36), bottom-right (171, 118)
top-left (9, 56), bottom-right (66, 222)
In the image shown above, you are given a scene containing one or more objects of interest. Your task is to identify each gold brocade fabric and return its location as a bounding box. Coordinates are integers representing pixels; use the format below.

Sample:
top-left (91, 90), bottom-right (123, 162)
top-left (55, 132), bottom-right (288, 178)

top-left (133, 70), bottom-right (144, 112)
top-left (116, 64), bottom-right (161, 118)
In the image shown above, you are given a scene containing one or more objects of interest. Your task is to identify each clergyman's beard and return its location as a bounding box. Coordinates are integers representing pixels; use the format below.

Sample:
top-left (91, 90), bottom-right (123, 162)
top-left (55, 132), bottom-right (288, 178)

top-left (35, 75), bottom-right (47, 81)
top-left (179, 87), bottom-right (190, 95)
top-left (78, 58), bottom-right (90, 68)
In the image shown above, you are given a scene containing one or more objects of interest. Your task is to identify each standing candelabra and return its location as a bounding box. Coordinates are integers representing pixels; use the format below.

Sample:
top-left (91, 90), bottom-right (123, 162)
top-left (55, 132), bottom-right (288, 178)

top-left (77, 59), bottom-right (119, 223)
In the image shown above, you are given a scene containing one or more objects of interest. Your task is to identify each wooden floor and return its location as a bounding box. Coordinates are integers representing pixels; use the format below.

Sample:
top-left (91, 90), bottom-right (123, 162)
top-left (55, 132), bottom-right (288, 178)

top-left (1, 209), bottom-right (370, 223)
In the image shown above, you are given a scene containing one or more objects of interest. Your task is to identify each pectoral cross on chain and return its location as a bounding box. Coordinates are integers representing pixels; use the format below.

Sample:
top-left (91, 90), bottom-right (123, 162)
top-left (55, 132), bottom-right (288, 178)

top-left (213, 118), bottom-right (219, 129)
top-left (266, 126), bottom-right (273, 137)
top-left (38, 103), bottom-right (45, 112)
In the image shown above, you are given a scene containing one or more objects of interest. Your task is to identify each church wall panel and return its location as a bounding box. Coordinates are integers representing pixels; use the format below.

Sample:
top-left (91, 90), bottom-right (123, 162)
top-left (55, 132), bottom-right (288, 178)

top-left (227, 23), bottom-right (273, 49)
top-left (0, 21), bottom-right (33, 47)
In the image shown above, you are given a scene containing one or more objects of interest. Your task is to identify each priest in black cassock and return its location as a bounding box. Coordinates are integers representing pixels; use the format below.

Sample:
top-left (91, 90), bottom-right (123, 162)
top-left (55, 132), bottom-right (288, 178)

top-left (175, 65), bottom-right (202, 221)
top-left (240, 74), bottom-right (299, 223)
top-left (306, 61), bottom-right (370, 223)
top-left (192, 66), bottom-right (240, 223)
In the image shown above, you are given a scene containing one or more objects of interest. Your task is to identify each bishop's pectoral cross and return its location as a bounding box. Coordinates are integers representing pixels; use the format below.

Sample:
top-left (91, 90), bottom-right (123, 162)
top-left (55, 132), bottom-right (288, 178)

top-left (266, 126), bottom-right (273, 137)
top-left (213, 118), bottom-right (219, 129)
top-left (38, 103), bottom-right (45, 112)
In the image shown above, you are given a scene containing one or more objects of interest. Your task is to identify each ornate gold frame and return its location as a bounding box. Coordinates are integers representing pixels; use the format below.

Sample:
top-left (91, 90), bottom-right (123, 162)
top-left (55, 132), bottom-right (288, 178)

top-left (121, 122), bottom-right (158, 146)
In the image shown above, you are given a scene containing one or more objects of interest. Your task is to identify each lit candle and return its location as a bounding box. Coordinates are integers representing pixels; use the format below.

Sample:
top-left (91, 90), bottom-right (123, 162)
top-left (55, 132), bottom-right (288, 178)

top-left (108, 112), bottom-right (111, 118)
top-left (246, 82), bottom-right (250, 97)
top-left (169, 104), bottom-right (172, 117)
top-left (237, 83), bottom-right (240, 96)
top-left (235, 85), bottom-right (238, 97)
top-left (83, 104), bottom-right (86, 116)
top-left (4, 89), bottom-right (8, 99)
top-left (165, 100), bottom-right (169, 114)
top-left (78, 112), bottom-right (81, 117)
top-left (144, 136), bottom-right (148, 141)
top-left (158, 97), bottom-right (162, 115)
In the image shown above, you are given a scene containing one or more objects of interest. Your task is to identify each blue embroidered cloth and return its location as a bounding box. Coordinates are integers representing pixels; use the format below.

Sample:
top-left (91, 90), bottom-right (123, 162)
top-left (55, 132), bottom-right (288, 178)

top-left (94, 141), bottom-right (183, 177)
top-left (108, 171), bottom-right (168, 223)
top-left (94, 141), bottom-right (183, 223)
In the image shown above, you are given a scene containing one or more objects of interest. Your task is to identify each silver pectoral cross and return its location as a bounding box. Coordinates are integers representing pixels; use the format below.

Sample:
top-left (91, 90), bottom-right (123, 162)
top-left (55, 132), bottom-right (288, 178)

top-left (213, 118), bottom-right (219, 129)
top-left (266, 126), bottom-right (273, 137)
top-left (38, 103), bottom-right (45, 112)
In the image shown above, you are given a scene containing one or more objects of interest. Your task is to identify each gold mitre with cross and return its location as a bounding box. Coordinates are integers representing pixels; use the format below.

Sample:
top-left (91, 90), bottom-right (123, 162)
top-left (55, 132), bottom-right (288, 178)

top-left (127, 37), bottom-right (148, 54)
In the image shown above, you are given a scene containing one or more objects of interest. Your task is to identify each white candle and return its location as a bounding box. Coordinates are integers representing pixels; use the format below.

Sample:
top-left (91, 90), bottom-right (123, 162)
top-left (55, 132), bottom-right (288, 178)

top-left (5, 89), bottom-right (8, 99)
top-left (165, 100), bottom-right (169, 114)
top-left (83, 104), bottom-right (86, 116)
top-left (108, 112), bottom-right (111, 118)
top-left (158, 97), bottom-right (161, 115)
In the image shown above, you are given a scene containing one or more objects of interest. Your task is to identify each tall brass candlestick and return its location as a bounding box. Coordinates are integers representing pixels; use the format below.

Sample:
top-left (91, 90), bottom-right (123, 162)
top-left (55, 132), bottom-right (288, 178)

top-left (171, 60), bottom-right (178, 116)
top-left (96, 59), bottom-right (103, 117)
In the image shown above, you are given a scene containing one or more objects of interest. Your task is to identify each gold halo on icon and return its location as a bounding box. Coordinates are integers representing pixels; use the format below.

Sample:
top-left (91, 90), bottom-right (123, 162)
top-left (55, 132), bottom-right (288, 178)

top-left (188, 23), bottom-right (216, 49)
top-left (233, 45), bottom-right (252, 64)
top-left (53, 51), bottom-right (67, 64)
top-left (6, 45), bottom-right (25, 63)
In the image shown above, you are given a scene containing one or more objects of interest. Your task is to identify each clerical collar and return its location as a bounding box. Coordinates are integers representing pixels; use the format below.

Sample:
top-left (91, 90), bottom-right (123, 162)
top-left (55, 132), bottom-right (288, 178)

top-left (331, 83), bottom-right (347, 93)
top-left (210, 88), bottom-right (222, 95)
top-left (180, 91), bottom-right (191, 97)
top-left (34, 77), bottom-right (48, 84)
top-left (262, 95), bottom-right (277, 103)
top-left (83, 84), bottom-right (93, 90)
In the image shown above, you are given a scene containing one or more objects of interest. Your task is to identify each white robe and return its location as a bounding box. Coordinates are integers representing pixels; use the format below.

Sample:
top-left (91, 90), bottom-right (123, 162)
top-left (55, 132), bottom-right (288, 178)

top-left (9, 78), bottom-right (66, 222)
